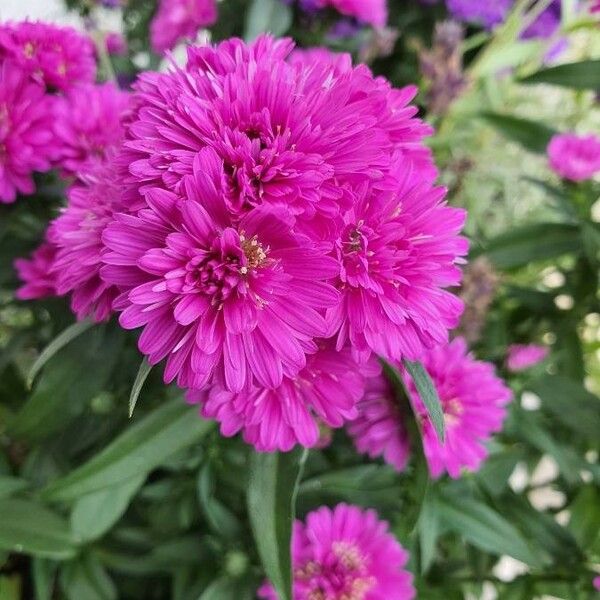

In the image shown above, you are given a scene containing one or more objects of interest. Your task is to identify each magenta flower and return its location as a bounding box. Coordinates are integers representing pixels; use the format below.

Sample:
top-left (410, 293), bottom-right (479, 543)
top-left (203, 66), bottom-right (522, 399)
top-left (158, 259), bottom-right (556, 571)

top-left (347, 373), bottom-right (411, 472)
top-left (47, 161), bottom-right (124, 322)
top-left (258, 503), bottom-right (415, 600)
top-left (0, 21), bottom-right (96, 92)
top-left (0, 60), bottom-right (56, 203)
top-left (406, 337), bottom-right (512, 478)
top-left (102, 148), bottom-right (340, 391)
top-left (548, 133), bottom-right (600, 182)
top-left (52, 82), bottom-right (130, 177)
top-left (14, 241), bottom-right (58, 300)
top-left (594, 576), bottom-right (600, 591)
top-left (297, 0), bottom-right (388, 26)
top-left (187, 342), bottom-right (366, 451)
top-left (105, 32), bottom-right (127, 56)
top-left (150, 0), bottom-right (218, 53)
top-left (506, 344), bottom-right (548, 372)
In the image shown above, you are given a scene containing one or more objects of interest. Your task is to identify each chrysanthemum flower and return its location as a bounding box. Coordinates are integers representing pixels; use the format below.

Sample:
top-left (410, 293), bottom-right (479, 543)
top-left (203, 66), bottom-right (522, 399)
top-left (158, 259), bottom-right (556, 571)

top-left (188, 342), bottom-right (366, 451)
top-left (548, 133), bottom-right (600, 182)
top-left (0, 60), bottom-right (56, 203)
top-left (14, 241), bottom-right (58, 300)
top-left (506, 344), bottom-right (548, 372)
top-left (52, 82), bottom-right (130, 177)
top-left (150, 0), bottom-right (218, 53)
top-left (102, 147), bottom-right (340, 391)
top-left (347, 373), bottom-right (411, 472)
top-left (0, 21), bottom-right (96, 92)
top-left (47, 161), bottom-right (124, 322)
top-left (106, 32), bottom-right (127, 56)
top-left (406, 337), bottom-right (512, 478)
top-left (258, 503), bottom-right (415, 600)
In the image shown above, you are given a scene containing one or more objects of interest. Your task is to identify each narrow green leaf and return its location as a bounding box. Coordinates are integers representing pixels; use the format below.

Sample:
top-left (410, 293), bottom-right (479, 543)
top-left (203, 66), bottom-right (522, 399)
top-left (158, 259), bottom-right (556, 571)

top-left (0, 475), bottom-right (29, 499)
top-left (481, 112), bottom-right (557, 154)
top-left (43, 400), bottom-right (213, 502)
top-left (129, 358), bottom-right (152, 418)
top-left (418, 489), bottom-right (440, 574)
top-left (60, 554), bottom-right (116, 600)
top-left (519, 59), bottom-right (600, 90)
top-left (244, 0), bottom-right (292, 41)
top-left (71, 475), bottom-right (146, 542)
top-left (27, 320), bottom-right (94, 388)
top-left (32, 559), bottom-right (57, 600)
top-left (0, 499), bottom-right (79, 560)
top-left (403, 359), bottom-right (445, 443)
top-left (247, 448), bottom-right (308, 600)
top-left (568, 486), bottom-right (600, 549)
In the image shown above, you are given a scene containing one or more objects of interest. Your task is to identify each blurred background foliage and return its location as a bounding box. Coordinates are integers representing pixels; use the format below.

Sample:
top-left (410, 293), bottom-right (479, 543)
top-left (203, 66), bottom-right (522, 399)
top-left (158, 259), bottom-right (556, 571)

top-left (1, 0), bottom-right (600, 599)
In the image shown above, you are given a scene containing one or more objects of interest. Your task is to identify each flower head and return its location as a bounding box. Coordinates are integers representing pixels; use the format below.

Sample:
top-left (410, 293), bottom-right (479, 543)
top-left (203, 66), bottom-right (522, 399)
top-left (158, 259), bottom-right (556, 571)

top-left (548, 133), bottom-right (600, 181)
top-left (295, 0), bottom-right (388, 27)
top-left (150, 0), bottom-right (218, 53)
top-left (0, 59), bottom-right (56, 203)
top-left (0, 21), bottom-right (96, 91)
top-left (53, 82), bottom-right (130, 177)
top-left (258, 503), bottom-right (415, 600)
top-left (506, 344), bottom-right (548, 372)
top-left (106, 32), bottom-right (127, 56)
top-left (14, 241), bottom-right (58, 300)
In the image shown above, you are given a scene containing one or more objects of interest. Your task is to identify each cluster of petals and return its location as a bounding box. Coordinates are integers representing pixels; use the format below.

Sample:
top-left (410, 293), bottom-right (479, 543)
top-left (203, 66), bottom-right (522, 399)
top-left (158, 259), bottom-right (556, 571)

top-left (14, 240), bottom-right (58, 300)
top-left (0, 21), bottom-right (95, 92)
top-left (258, 503), bottom-right (415, 600)
top-left (349, 337), bottom-right (512, 478)
top-left (150, 0), bottom-right (218, 53)
top-left (506, 344), bottom-right (548, 372)
top-left (547, 133), bottom-right (600, 182)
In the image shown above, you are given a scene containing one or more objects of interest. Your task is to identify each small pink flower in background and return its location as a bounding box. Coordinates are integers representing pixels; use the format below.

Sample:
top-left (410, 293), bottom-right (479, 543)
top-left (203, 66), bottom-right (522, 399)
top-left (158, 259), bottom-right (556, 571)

top-left (52, 82), bottom-right (130, 178)
top-left (105, 32), bottom-right (127, 56)
top-left (0, 60), bottom-right (56, 203)
top-left (0, 21), bottom-right (96, 92)
top-left (547, 133), bottom-right (600, 182)
top-left (258, 503), bottom-right (415, 600)
top-left (150, 0), bottom-right (218, 53)
top-left (593, 575), bottom-right (600, 590)
top-left (188, 343), bottom-right (366, 452)
top-left (405, 337), bottom-right (512, 478)
top-left (591, 0), bottom-right (600, 12)
top-left (347, 373), bottom-right (411, 472)
top-left (506, 344), bottom-right (548, 372)
top-left (301, 0), bottom-right (388, 27)
top-left (14, 241), bottom-right (58, 300)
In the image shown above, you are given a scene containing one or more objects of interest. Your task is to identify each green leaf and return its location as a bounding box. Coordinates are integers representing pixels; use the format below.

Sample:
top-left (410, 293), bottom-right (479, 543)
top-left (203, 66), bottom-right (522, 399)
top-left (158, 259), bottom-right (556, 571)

top-left (247, 448), bottom-right (307, 600)
top-left (418, 489), bottom-right (440, 574)
top-left (60, 554), bottom-right (116, 600)
top-left (438, 490), bottom-right (542, 567)
top-left (519, 59), bottom-right (600, 90)
top-left (481, 112), bottom-right (557, 154)
top-left (244, 0), bottom-right (292, 41)
top-left (27, 320), bottom-right (94, 389)
top-left (129, 358), bottom-right (152, 418)
top-left (0, 499), bottom-right (79, 560)
top-left (403, 359), bottom-right (445, 443)
top-left (198, 576), bottom-right (255, 600)
top-left (70, 474), bottom-right (146, 542)
top-left (0, 575), bottom-right (20, 600)
top-left (43, 400), bottom-right (213, 502)
top-left (475, 223), bottom-right (581, 269)
top-left (568, 486), bottom-right (600, 549)
top-left (0, 475), bottom-right (29, 499)
top-left (472, 40), bottom-right (541, 77)
top-left (32, 559), bottom-right (57, 600)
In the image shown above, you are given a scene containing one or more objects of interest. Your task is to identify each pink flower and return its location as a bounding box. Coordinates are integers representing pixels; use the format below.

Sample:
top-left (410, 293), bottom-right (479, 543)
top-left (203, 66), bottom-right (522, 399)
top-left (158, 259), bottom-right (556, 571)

top-left (547, 133), bottom-right (600, 182)
top-left (52, 83), bottom-right (130, 177)
top-left (106, 32), bottom-right (127, 56)
top-left (47, 161), bottom-right (124, 322)
top-left (506, 344), bottom-right (548, 372)
top-left (150, 0), bottom-right (218, 53)
top-left (406, 337), bottom-right (512, 478)
top-left (347, 373), bottom-right (411, 472)
top-left (102, 147), bottom-right (340, 392)
top-left (307, 0), bottom-right (388, 27)
top-left (0, 60), bottom-right (56, 203)
top-left (593, 575), bottom-right (600, 591)
top-left (0, 21), bottom-right (96, 92)
top-left (258, 503), bottom-right (415, 600)
top-left (14, 241), bottom-right (58, 300)
top-left (188, 342), bottom-right (366, 451)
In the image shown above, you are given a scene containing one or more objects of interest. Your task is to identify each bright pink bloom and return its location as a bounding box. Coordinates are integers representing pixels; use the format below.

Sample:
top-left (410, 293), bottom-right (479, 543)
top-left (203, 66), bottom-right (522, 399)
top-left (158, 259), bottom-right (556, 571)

top-left (14, 241), bottom-right (58, 300)
top-left (547, 133), bottom-right (600, 181)
top-left (0, 21), bottom-right (96, 91)
top-left (47, 161), bottom-right (124, 322)
top-left (506, 344), bottom-right (548, 372)
top-left (0, 60), bottom-right (56, 203)
top-left (347, 373), bottom-right (411, 472)
top-left (102, 148), bottom-right (340, 392)
top-left (258, 503), bottom-right (415, 600)
top-left (593, 576), bottom-right (600, 591)
top-left (188, 342), bottom-right (366, 451)
top-left (106, 32), bottom-right (127, 56)
top-left (52, 83), bottom-right (130, 177)
top-left (406, 337), bottom-right (512, 478)
top-left (308, 0), bottom-right (388, 27)
top-left (150, 0), bottom-right (218, 53)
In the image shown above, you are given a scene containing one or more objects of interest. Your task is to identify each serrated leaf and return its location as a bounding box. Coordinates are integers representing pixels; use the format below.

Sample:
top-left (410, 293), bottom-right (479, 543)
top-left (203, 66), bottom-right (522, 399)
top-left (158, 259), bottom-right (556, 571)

top-left (519, 59), bottom-right (600, 89)
top-left (403, 359), bottom-right (445, 443)
top-left (247, 448), bottom-right (307, 600)
top-left (129, 358), bottom-right (152, 418)
top-left (43, 400), bottom-right (213, 501)
top-left (481, 112), bottom-right (557, 154)
top-left (0, 499), bottom-right (79, 560)
top-left (244, 0), bottom-right (292, 41)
